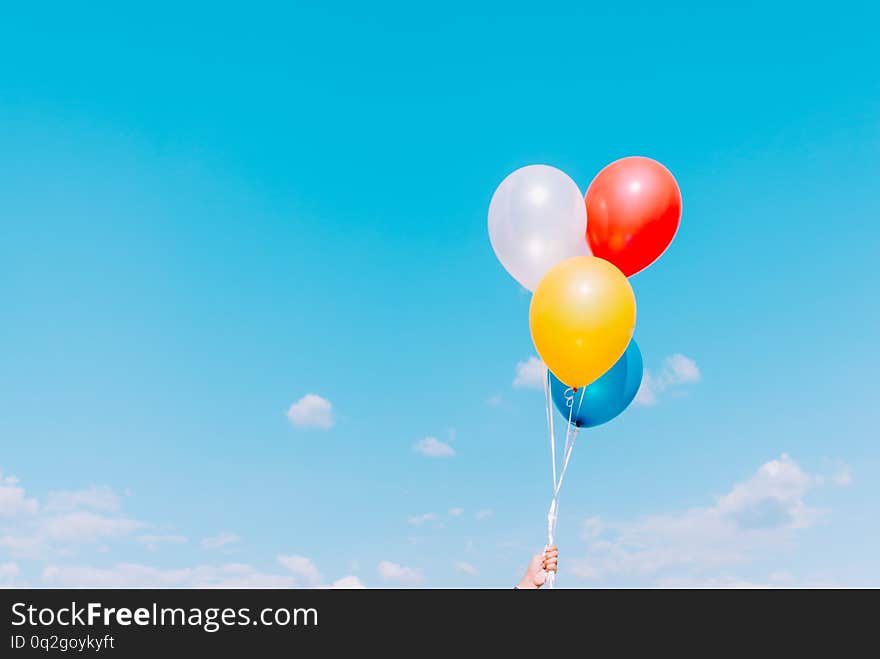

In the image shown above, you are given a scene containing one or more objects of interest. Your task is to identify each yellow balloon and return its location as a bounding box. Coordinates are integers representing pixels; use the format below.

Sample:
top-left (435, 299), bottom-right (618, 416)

top-left (529, 256), bottom-right (636, 388)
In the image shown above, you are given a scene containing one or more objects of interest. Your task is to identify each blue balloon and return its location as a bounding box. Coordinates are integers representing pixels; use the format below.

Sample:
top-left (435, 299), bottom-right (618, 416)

top-left (550, 339), bottom-right (643, 428)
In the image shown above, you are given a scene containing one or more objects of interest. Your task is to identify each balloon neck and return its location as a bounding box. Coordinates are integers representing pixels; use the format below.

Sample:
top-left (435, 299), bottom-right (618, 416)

top-left (572, 387), bottom-right (578, 392)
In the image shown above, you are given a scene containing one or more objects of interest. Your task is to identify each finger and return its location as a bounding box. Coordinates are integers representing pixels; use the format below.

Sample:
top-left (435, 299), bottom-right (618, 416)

top-left (545, 545), bottom-right (558, 552)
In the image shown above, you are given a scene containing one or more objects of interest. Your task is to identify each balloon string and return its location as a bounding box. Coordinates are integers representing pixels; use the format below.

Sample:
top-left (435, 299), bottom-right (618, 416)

top-left (544, 367), bottom-right (557, 491)
top-left (575, 385), bottom-right (587, 419)
top-left (555, 427), bottom-right (579, 499)
top-left (543, 368), bottom-right (558, 589)
top-left (545, 498), bottom-right (558, 589)
top-left (563, 387), bottom-right (575, 465)
top-left (544, 384), bottom-right (586, 589)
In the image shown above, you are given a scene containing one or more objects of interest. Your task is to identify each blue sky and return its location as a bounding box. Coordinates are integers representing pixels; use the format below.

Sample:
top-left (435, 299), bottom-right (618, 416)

top-left (1, 1), bottom-right (878, 587)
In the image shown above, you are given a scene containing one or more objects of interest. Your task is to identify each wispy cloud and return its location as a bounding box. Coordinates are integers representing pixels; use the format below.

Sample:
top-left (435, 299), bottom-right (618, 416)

top-left (407, 513), bottom-right (438, 525)
top-left (830, 462), bottom-right (852, 487)
top-left (41, 563), bottom-right (291, 588)
top-left (413, 436), bottom-right (455, 458)
top-left (570, 455), bottom-right (837, 585)
top-left (45, 486), bottom-right (121, 513)
top-left (285, 394), bottom-right (335, 429)
top-left (513, 357), bottom-right (544, 389)
top-left (0, 473), bottom-right (39, 517)
top-left (41, 560), bottom-right (363, 589)
top-left (475, 509), bottom-right (493, 520)
top-left (42, 512), bottom-right (144, 543)
top-left (454, 561), bottom-right (479, 576)
top-left (137, 535), bottom-right (187, 552)
top-left (330, 575), bottom-right (366, 589)
top-left (0, 473), bottom-right (143, 560)
top-left (277, 554), bottom-right (322, 586)
top-left (635, 354), bottom-right (700, 406)
top-left (201, 532), bottom-right (241, 550)
top-left (0, 467), bottom-right (364, 588)
top-left (377, 560), bottom-right (423, 586)
top-left (0, 562), bottom-right (20, 585)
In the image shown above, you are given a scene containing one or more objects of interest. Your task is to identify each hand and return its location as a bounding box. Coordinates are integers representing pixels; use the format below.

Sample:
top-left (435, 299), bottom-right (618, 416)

top-left (517, 546), bottom-right (558, 589)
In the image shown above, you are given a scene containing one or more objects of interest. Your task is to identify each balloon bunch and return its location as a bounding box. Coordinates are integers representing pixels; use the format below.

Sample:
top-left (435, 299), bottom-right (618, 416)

top-left (488, 157), bottom-right (681, 586)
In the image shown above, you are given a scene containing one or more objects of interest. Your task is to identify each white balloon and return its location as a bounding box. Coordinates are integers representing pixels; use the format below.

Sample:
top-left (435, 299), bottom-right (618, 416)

top-left (488, 165), bottom-right (590, 291)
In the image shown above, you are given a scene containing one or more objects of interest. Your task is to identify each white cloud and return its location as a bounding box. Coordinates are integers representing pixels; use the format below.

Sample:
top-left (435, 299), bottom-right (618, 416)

top-left (654, 570), bottom-right (834, 588)
top-left (413, 436), bottom-right (455, 458)
top-left (277, 554), bottom-right (322, 586)
top-left (201, 532), bottom-right (241, 550)
top-left (768, 570), bottom-right (794, 584)
top-left (634, 373), bottom-right (659, 405)
top-left (0, 471), bottom-right (140, 560)
top-left (583, 516), bottom-right (603, 539)
top-left (0, 535), bottom-right (48, 559)
top-left (137, 535), bottom-right (188, 552)
top-left (570, 455), bottom-right (823, 584)
top-left (486, 394), bottom-right (503, 407)
top-left (716, 454), bottom-right (818, 529)
top-left (41, 562), bottom-right (300, 588)
top-left (42, 559), bottom-right (360, 589)
top-left (666, 354), bottom-right (701, 383)
top-left (45, 486), bottom-right (121, 513)
top-left (0, 473), bottom-right (39, 517)
top-left (654, 574), bottom-right (772, 588)
top-left (635, 353), bottom-right (700, 406)
top-left (817, 459), bottom-right (853, 488)
top-left (833, 466), bottom-right (852, 487)
top-left (448, 508), bottom-right (464, 517)
top-left (0, 562), bottom-right (20, 583)
top-left (513, 357), bottom-right (545, 389)
top-left (454, 561), bottom-right (479, 576)
top-left (42, 512), bottom-right (144, 543)
top-left (285, 394), bottom-right (334, 429)
top-left (407, 513), bottom-right (438, 525)
top-left (475, 509), bottom-right (493, 520)
top-left (0, 468), bottom-right (362, 588)
top-left (331, 575), bottom-right (366, 589)
top-left (377, 560), bottom-right (423, 586)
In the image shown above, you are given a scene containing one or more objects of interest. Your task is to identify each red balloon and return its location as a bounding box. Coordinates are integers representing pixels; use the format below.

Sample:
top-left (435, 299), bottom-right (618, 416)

top-left (585, 157), bottom-right (682, 277)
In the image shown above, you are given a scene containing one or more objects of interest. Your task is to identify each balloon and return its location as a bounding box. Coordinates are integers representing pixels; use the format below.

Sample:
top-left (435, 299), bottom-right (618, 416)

top-left (585, 156), bottom-right (682, 277)
top-left (530, 256), bottom-right (636, 388)
top-left (488, 165), bottom-right (590, 291)
top-left (550, 339), bottom-right (643, 428)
